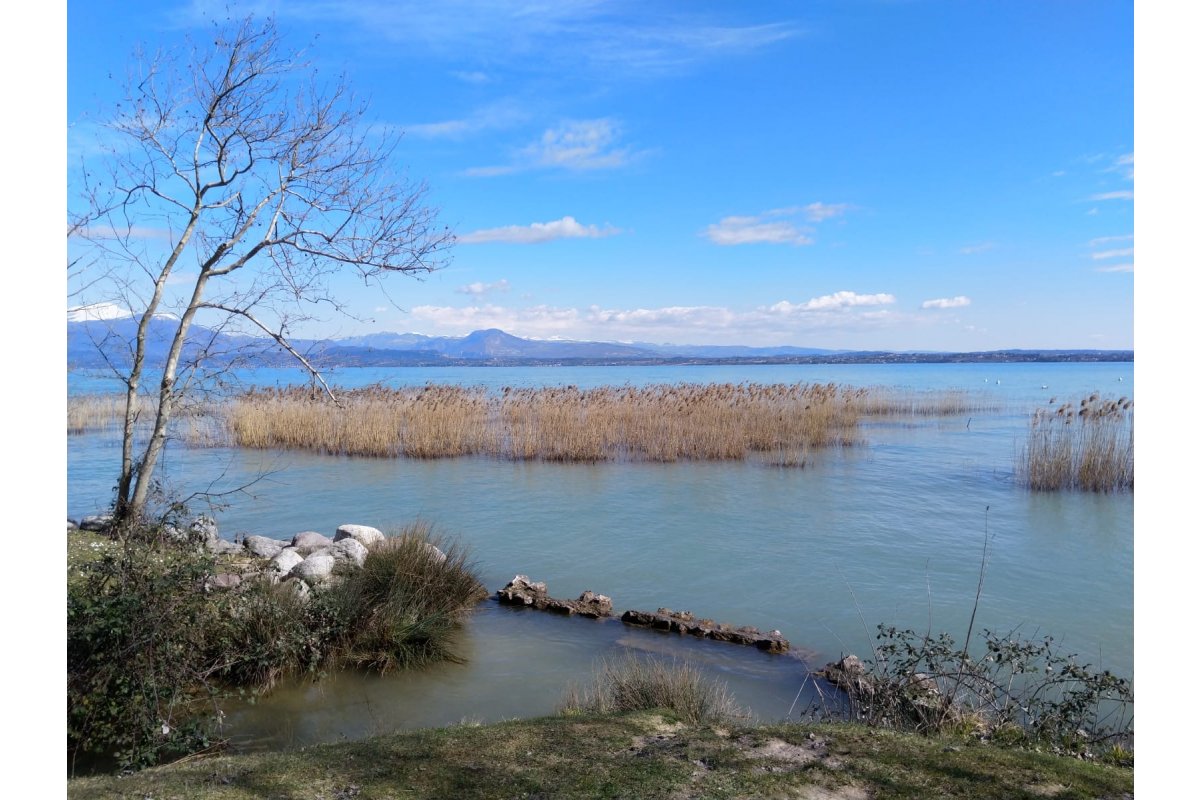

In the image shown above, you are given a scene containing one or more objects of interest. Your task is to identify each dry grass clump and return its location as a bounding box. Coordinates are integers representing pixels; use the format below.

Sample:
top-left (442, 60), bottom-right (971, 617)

top-left (227, 382), bottom-right (867, 464)
top-left (68, 393), bottom-right (156, 435)
top-left (560, 655), bottom-right (746, 725)
top-left (1019, 393), bottom-right (1133, 492)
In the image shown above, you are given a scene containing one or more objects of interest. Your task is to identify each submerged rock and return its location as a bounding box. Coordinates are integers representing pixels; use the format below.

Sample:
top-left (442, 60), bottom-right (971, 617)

top-left (620, 607), bottom-right (790, 653)
top-left (495, 576), bottom-right (613, 618)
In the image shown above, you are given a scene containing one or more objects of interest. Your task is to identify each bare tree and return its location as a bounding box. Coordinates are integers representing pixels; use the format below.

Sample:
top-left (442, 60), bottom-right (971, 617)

top-left (70, 17), bottom-right (453, 527)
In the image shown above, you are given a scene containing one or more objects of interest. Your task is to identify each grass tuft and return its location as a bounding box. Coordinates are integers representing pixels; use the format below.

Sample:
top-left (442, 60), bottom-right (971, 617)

top-left (560, 655), bottom-right (747, 726)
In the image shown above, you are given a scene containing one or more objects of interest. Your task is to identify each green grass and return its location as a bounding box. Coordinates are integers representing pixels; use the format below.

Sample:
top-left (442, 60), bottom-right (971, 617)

top-left (66, 710), bottom-right (1133, 799)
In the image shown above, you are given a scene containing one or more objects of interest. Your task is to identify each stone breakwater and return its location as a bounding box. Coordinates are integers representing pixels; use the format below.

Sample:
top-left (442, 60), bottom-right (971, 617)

top-left (496, 575), bottom-right (791, 654)
top-left (68, 514), bottom-right (443, 597)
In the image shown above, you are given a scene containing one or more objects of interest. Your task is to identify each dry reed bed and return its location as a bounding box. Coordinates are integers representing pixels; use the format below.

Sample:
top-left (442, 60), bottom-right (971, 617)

top-left (1020, 393), bottom-right (1133, 492)
top-left (227, 383), bottom-right (896, 464)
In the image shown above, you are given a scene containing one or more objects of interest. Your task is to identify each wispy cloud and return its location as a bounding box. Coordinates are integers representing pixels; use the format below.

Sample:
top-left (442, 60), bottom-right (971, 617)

top-left (71, 224), bottom-right (174, 242)
top-left (456, 279), bottom-right (511, 296)
top-left (1090, 190), bottom-right (1134, 201)
top-left (1091, 248), bottom-right (1134, 260)
top-left (1089, 234), bottom-right (1133, 247)
top-left (959, 242), bottom-right (996, 255)
top-left (1087, 233), bottom-right (1133, 273)
top-left (451, 70), bottom-right (492, 84)
top-left (209, 2), bottom-right (800, 77)
top-left (703, 203), bottom-right (851, 246)
top-left (465, 118), bottom-right (644, 176)
top-left (404, 100), bottom-right (527, 140)
top-left (459, 216), bottom-right (620, 244)
top-left (922, 296), bottom-right (971, 310)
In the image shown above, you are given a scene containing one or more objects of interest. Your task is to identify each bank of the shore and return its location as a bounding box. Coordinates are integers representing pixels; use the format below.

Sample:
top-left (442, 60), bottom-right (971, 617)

top-left (67, 710), bottom-right (1133, 799)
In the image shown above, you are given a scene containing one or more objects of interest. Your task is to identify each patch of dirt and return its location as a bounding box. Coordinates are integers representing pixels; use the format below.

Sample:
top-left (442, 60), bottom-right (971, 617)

top-left (743, 737), bottom-right (823, 766)
top-left (1025, 783), bottom-right (1068, 797)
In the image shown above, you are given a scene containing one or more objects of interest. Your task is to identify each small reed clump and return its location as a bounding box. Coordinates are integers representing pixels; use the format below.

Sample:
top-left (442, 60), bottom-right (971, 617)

top-left (226, 382), bottom-right (872, 465)
top-left (67, 393), bottom-right (156, 435)
top-left (1019, 393), bottom-right (1133, 492)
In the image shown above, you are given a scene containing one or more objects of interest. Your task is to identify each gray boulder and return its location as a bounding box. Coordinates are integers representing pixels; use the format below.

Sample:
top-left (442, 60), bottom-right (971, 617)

top-left (67, 519), bottom-right (79, 532)
top-left (291, 531), bottom-right (334, 556)
top-left (334, 524), bottom-right (385, 549)
top-left (243, 535), bottom-right (287, 559)
top-left (290, 551), bottom-right (337, 585)
top-left (328, 538), bottom-right (369, 568)
top-left (268, 548), bottom-right (305, 578)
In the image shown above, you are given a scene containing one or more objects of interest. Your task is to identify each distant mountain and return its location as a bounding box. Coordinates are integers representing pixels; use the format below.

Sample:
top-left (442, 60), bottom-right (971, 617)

top-left (67, 318), bottom-right (1134, 370)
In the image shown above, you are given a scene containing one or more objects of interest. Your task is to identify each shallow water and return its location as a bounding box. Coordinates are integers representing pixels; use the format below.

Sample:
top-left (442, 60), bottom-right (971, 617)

top-left (67, 362), bottom-right (1133, 751)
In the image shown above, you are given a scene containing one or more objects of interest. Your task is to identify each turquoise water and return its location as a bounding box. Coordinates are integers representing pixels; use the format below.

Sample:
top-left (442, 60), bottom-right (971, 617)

top-left (66, 362), bottom-right (1133, 750)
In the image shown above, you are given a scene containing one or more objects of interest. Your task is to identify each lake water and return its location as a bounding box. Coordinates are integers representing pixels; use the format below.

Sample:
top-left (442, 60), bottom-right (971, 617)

top-left (67, 362), bottom-right (1133, 751)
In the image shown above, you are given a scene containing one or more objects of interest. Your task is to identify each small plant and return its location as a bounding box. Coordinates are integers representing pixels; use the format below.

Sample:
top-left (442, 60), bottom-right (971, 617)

top-left (560, 655), bottom-right (746, 725)
top-left (819, 625), bottom-right (1133, 756)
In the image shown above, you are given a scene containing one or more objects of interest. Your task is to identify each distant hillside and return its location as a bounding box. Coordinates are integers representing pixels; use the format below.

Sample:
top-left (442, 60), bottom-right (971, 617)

top-left (67, 318), bottom-right (1133, 370)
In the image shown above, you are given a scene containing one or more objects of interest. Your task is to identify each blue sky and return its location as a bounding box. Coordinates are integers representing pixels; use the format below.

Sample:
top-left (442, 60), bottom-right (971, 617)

top-left (67, 0), bottom-right (1134, 350)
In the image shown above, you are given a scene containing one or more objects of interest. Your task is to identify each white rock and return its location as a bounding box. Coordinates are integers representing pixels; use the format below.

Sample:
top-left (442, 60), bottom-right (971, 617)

top-left (334, 524), bottom-right (385, 549)
top-left (189, 515), bottom-right (220, 545)
top-left (290, 551), bottom-right (337, 585)
top-left (268, 548), bottom-right (305, 577)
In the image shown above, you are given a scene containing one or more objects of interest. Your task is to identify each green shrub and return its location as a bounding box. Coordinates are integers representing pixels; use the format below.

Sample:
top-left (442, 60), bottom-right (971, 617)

top-left (560, 655), bottom-right (746, 726)
top-left (824, 624), bottom-right (1134, 756)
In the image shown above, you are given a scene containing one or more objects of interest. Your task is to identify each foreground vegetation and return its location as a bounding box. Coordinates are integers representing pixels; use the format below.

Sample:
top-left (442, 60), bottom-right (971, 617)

top-left (67, 709), bottom-right (1134, 799)
top-left (1020, 394), bottom-right (1133, 492)
top-left (68, 521), bottom-right (485, 772)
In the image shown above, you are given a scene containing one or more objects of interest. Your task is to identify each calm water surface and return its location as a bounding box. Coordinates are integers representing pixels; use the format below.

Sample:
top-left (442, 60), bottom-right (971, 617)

top-left (67, 362), bottom-right (1133, 751)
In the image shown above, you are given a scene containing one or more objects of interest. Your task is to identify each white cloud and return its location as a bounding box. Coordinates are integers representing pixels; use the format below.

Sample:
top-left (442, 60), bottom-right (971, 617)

top-left (1089, 234), bottom-right (1134, 246)
top-left (409, 290), bottom-right (902, 342)
top-left (921, 296), bottom-right (971, 310)
top-left (703, 203), bottom-right (852, 246)
top-left (67, 302), bottom-right (132, 321)
top-left (1090, 190), bottom-right (1134, 201)
top-left (1095, 263), bottom-right (1134, 273)
top-left (459, 216), bottom-right (620, 244)
top-left (770, 291), bottom-right (896, 313)
top-left (705, 216), bottom-right (813, 246)
top-left (466, 118), bottom-right (642, 175)
top-left (1091, 248), bottom-right (1135, 260)
top-left (456, 279), bottom-right (511, 296)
